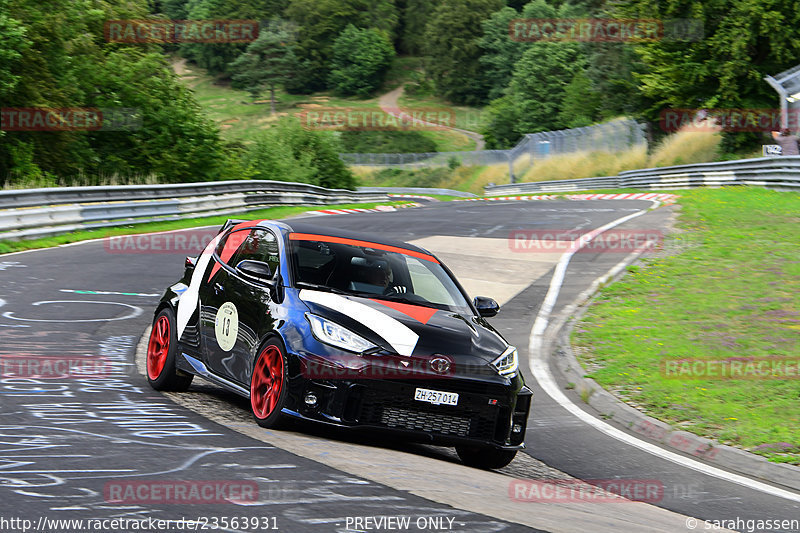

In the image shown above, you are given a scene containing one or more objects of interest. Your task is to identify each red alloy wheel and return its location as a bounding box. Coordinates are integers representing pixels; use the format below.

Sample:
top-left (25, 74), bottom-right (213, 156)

top-left (251, 345), bottom-right (284, 419)
top-left (147, 315), bottom-right (170, 380)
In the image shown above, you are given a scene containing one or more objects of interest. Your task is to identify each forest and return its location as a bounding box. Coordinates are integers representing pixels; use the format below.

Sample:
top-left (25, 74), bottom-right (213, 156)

top-left (2, 0), bottom-right (799, 189)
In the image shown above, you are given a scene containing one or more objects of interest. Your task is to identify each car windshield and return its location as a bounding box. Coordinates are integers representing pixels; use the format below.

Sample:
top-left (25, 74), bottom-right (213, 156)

top-left (289, 234), bottom-right (472, 313)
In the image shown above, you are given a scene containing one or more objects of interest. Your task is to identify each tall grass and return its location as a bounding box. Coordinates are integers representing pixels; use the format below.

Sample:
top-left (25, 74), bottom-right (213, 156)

top-left (512, 129), bottom-right (722, 183)
top-left (519, 146), bottom-right (648, 182)
top-left (648, 129), bottom-right (722, 167)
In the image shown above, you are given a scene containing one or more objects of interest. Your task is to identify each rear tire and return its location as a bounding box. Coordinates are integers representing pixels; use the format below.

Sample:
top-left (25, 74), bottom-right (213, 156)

top-left (250, 338), bottom-right (289, 428)
top-left (456, 445), bottom-right (517, 470)
top-left (146, 308), bottom-right (193, 391)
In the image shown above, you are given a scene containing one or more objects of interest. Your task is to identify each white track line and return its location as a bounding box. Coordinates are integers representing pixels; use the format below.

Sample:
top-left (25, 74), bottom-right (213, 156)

top-left (528, 202), bottom-right (800, 503)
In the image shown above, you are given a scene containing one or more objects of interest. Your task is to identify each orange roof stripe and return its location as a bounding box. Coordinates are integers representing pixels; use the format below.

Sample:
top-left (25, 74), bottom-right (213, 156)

top-left (289, 233), bottom-right (439, 263)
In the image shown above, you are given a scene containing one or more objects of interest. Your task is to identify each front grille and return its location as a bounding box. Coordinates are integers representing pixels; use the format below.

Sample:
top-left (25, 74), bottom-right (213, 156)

top-left (358, 384), bottom-right (500, 441)
top-left (380, 407), bottom-right (471, 437)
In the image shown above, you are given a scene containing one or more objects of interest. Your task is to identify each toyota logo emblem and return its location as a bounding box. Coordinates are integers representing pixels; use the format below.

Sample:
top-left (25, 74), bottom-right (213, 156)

top-left (430, 357), bottom-right (451, 374)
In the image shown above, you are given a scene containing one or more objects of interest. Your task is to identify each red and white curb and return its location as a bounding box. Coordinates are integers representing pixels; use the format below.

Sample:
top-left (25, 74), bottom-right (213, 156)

top-left (387, 194), bottom-right (438, 201)
top-left (308, 192), bottom-right (679, 217)
top-left (309, 203), bottom-right (421, 216)
top-left (458, 192), bottom-right (679, 204)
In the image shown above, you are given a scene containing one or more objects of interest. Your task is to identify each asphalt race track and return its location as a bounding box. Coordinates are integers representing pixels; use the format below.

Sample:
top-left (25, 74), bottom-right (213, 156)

top-left (0, 199), bottom-right (798, 532)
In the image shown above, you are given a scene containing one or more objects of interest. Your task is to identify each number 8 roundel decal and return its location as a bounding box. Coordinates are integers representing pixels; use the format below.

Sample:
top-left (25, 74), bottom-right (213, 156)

top-left (214, 302), bottom-right (239, 351)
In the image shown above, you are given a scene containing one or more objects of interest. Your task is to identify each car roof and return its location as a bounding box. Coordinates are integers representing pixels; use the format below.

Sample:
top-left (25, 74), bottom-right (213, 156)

top-left (280, 221), bottom-right (432, 256)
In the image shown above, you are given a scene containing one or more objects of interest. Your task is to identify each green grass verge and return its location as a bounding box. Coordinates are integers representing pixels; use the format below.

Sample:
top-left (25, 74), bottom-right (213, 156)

top-left (397, 93), bottom-right (486, 132)
top-left (572, 187), bottom-right (800, 464)
top-left (0, 202), bottom-right (409, 255)
top-left (181, 59), bottom-right (476, 151)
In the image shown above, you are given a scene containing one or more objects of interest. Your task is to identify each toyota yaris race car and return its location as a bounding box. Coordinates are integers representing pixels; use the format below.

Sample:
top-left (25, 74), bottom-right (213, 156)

top-left (147, 219), bottom-right (532, 469)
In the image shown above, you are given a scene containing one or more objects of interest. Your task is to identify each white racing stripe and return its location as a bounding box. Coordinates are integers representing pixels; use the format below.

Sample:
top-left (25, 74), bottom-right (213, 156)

top-left (177, 236), bottom-right (220, 339)
top-left (528, 202), bottom-right (800, 503)
top-left (299, 289), bottom-right (419, 356)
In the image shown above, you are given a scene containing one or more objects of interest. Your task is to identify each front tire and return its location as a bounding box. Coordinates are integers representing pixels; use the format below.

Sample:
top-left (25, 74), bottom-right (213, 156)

top-left (456, 445), bottom-right (517, 470)
top-left (250, 338), bottom-right (289, 428)
top-left (146, 308), bottom-right (193, 391)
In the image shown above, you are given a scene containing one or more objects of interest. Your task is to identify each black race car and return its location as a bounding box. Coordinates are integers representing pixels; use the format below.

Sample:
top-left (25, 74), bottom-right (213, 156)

top-left (147, 219), bottom-right (532, 469)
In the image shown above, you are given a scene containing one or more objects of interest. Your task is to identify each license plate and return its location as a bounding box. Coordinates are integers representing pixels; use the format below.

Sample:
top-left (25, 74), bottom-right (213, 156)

top-left (414, 388), bottom-right (458, 406)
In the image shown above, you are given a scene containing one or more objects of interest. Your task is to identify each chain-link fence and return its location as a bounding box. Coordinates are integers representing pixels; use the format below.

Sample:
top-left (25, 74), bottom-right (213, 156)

top-left (339, 118), bottom-right (647, 183)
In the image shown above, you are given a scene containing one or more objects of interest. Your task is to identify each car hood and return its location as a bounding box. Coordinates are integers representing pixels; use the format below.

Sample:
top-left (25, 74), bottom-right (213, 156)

top-left (297, 288), bottom-right (508, 364)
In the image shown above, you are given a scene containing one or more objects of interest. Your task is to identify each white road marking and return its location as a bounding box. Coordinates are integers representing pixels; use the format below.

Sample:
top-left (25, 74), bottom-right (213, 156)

top-left (1, 300), bottom-right (143, 323)
top-left (59, 289), bottom-right (159, 297)
top-left (528, 202), bottom-right (800, 503)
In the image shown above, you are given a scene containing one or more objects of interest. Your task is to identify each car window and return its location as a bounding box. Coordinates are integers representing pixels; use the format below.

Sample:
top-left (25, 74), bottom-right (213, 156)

top-left (215, 228), bottom-right (253, 267)
top-left (405, 256), bottom-right (459, 307)
top-left (289, 235), bottom-right (471, 313)
top-left (232, 229), bottom-right (280, 276)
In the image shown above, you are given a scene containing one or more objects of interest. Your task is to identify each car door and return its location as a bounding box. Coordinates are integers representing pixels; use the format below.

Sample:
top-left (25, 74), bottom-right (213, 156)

top-left (198, 227), bottom-right (254, 382)
top-left (203, 228), bottom-right (281, 386)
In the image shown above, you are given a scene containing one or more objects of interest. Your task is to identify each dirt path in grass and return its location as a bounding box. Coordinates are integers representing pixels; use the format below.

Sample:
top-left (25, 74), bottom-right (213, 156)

top-left (378, 86), bottom-right (486, 150)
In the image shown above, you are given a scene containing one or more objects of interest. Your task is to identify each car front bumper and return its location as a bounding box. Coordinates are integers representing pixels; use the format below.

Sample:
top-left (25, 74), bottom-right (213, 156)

top-left (283, 371), bottom-right (532, 450)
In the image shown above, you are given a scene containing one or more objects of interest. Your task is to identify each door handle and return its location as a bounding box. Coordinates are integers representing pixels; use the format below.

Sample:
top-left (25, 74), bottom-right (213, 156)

top-left (213, 282), bottom-right (224, 294)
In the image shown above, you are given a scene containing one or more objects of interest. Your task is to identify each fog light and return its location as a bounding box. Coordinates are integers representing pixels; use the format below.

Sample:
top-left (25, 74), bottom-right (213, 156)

top-left (304, 392), bottom-right (318, 407)
top-left (512, 423), bottom-right (523, 433)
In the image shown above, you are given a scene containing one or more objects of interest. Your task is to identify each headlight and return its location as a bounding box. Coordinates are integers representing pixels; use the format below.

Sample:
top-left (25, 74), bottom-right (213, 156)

top-left (491, 345), bottom-right (518, 376)
top-left (306, 313), bottom-right (376, 353)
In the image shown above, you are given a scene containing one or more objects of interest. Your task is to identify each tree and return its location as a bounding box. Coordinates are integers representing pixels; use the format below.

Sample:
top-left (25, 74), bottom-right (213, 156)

top-left (612, 0), bottom-right (800, 147)
top-left (244, 117), bottom-right (356, 189)
top-left (480, 94), bottom-right (519, 149)
top-left (0, 3), bottom-right (27, 104)
top-left (328, 25), bottom-right (395, 97)
top-left (178, 0), bottom-right (289, 75)
top-left (285, 0), bottom-right (398, 92)
top-left (585, 42), bottom-right (645, 120)
top-left (422, 0), bottom-right (504, 105)
top-left (477, 6), bottom-right (524, 101)
top-left (0, 0), bottom-right (227, 185)
top-left (230, 21), bottom-right (297, 114)
top-left (509, 42), bottom-right (587, 133)
top-left (0, 3), bottom-right (28, 149)
top-left (559, 70), bottom-right (601, 128)
top-left (400, 0), bottom-right (434, 54)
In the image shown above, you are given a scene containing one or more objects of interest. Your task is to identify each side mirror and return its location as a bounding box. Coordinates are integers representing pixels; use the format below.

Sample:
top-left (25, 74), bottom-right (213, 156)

top-left (473, 296), bottom-right (499, 318)
top-left (236, 260), bottom-right (273, 284)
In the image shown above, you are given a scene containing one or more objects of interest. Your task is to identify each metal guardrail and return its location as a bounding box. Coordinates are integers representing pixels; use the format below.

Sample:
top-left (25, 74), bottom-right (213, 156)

top-left (484, 156), bottom-right (800, 195)
top-left (0, 180), bottom-right (389, 241)
top-left (357, 186), bottom-right (476, 198)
